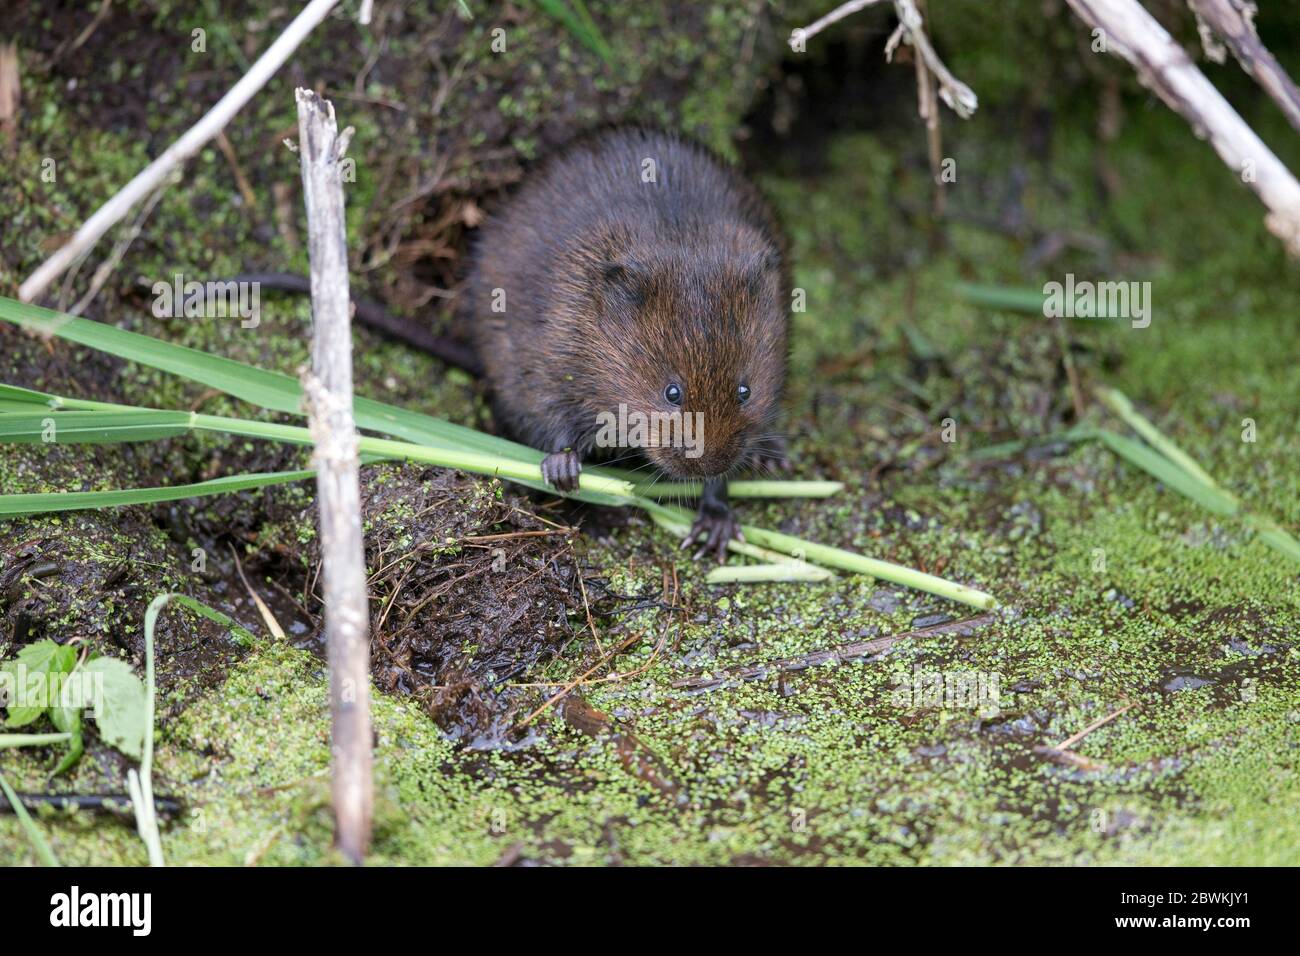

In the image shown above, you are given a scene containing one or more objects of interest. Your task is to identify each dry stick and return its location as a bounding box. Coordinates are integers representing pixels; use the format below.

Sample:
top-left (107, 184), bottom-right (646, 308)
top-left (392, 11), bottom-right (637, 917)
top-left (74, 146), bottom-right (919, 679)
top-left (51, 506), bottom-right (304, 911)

top-left (229, 543), bottom-right (287, 641)
top-left (1188, 0), bottom-right (1300, 136)
top-left (672, 614), bottom-right (993, 691)
top-left (790, 0), bottom-right (885, 46)
top-left (910, 0), bottom-right (945, 219)
top-left (68, 174), bottom-right (174, 316)
top-left (295, 88), bottom-right (372, 866)
top-left (49, 0), bottom-right (113, 66)
top-left (18, 0), bottom-right (343, 303)
top-left (0, 42), bottom-right (19, 131)
top-left (515, 631), bottom-right (645, 730)
top-left (1064, 0), bottom-right (1300, 256)
top-left (793, 0), bottom-right (977, 119)
top-left (215, 130), bottom-right (261, 212)
top-left (1052, 700), bottom-right (1138, 751)
top-left (891, 0), bottom-right (978, 118)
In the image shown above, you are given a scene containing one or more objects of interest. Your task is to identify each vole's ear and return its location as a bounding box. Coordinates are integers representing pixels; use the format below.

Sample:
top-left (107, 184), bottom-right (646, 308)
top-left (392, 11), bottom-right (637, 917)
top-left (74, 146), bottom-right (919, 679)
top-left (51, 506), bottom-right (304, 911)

top-left (594, 257), bottom-right (649, 307)
top-left (738, 244), bottom-right (782, 297)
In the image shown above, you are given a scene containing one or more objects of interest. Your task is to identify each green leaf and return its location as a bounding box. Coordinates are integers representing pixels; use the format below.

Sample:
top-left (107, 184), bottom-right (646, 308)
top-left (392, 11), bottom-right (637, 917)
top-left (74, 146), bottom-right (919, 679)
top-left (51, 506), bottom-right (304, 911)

top-left (164, 593), bottom-right (257, 646)
top-left (84, 656), bottom-right (147, 760)
top-left (1, 640), bottom-right (77, 728)
top-left (531, 0), bottom-right (614, 67)
top-left (49, 704), bottom-right (84, 777)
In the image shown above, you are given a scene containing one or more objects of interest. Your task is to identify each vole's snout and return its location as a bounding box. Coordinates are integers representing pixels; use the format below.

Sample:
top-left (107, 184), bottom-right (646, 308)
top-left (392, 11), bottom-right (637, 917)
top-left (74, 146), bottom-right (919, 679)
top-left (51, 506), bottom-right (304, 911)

top-left (652, 432), bottom-right (744, 480)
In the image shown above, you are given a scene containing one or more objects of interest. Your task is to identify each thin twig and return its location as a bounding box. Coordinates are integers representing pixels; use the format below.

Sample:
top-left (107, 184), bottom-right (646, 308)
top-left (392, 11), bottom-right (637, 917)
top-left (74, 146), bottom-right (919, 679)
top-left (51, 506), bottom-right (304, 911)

top-left (572, 544), bottom-right (603, 654)
top-left (215, 130), bottom-right (261, 212)
top-left (673, 614), bottom-right (993, 692)
top-left (515, 630), bottom-right (645, 730)
top-left (1052, 700), bottom-right (1137, 751)
top-left (1188, 0), bottom-right (1300, 136)
top-left (19, 0), bottom-right (344, 302)
top-left (790, 0), bottom-right (885, 47)
top-left (49, 0), bottom-right (113, 66)
top-left (229, 544), bottom-right (286, 640)
top-left (911, 0), bottom-right (945, 218)
top-left (67, 174), bottom-right (173, 316)
top-left (458, 529), bottom-right (573, 544)
top-left (792, 0), bottom-right (977, 119)
top-left (891, 0), bottom-right (978, 118)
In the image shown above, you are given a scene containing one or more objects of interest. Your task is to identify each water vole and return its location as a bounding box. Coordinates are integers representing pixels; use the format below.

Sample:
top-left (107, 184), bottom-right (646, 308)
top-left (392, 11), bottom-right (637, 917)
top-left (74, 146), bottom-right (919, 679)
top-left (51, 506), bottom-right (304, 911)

top-left (463, 127), bottom-right (791, 557)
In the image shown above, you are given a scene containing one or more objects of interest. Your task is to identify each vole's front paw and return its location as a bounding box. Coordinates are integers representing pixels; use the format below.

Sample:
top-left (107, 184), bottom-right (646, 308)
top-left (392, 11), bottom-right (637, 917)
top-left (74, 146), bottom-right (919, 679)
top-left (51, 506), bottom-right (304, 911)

top-left (683, 502), bottom-right (743, 562)
top-left (751, 437), bottom-right (792, 475)
top-left (541, 448), bottom-right (582, 492)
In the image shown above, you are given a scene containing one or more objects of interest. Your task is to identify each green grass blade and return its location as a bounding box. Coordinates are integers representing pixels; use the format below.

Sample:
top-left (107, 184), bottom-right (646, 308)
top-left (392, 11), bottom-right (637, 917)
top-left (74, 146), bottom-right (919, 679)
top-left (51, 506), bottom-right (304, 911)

top-left (532, 0), bottom-right (614, 66)
top-left (626, 478), bottom-right (844, 499)
top-left (646, 500), bottom-right (997, 610)
top-left (955, 282), bottom-right (1047, 314)
top-left (137, 595), bottom-right (168, 866)
top-left (0, 469), bottom-right (316, 517)
top-left (968, 426), bottom-right (1100, 460)
top-left (0, 400), bottom-right (637, 503)
top-left (956, 282), bottom-right (1119, 321)
top-left (1245, 515), bottom-right (1300, 563)
top-left (0, 771), bottom-right (60, 866)
top-left (1094, 430), bottom-right (1240, 516)
top-left (1097, 389), bottom-right (1300, 560)
top-left (0, 296), bottom-right (630, 506)
top-left (0, 409), bottom-right (193, 443)
top-left (0, 732), bottom-right (74, 749)
top-left (138, 594), bottom-right (245, 865)
top-left (1095, 386), bottom-right (1222, 490)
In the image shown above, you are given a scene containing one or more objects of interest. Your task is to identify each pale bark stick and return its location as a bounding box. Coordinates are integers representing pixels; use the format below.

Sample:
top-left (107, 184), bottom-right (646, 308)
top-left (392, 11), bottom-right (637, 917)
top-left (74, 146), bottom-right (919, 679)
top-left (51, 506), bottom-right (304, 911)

top-left (18, 0), bottom-right (342, 304)
top-left (790, 0), bottom-right (885, 47)
top-left (1188, 0), bottom-right (1300, 135)
top-left (1065, 0), bottom-right (1300, 255)
top-left (295, 88), bottom-right (372, 865)
top-left (792, 0), bottom-right (978, 120)
top-left (891, 0), bottom-right (978, 118)
top-left (910, 0), bottom-right (946, 217)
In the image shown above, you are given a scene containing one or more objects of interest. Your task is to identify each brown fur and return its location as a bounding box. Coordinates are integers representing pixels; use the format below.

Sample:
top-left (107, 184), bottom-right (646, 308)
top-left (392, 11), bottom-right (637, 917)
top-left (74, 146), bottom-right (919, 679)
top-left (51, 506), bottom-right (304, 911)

top-left (463, 127), bottom-right (789, 487)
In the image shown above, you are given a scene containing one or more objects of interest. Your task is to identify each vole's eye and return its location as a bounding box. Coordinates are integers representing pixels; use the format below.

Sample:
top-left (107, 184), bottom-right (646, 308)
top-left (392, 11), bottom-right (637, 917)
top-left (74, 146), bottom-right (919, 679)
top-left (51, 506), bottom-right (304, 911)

top-left (737, 384), bottom-right (751, 405)
top-left (664, 383), bottom-right (683, 406)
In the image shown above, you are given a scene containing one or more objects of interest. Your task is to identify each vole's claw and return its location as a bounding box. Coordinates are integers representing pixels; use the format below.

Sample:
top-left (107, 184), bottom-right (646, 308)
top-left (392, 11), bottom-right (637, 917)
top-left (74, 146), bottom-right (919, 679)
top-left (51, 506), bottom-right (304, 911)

top-left (541, 449), bottom-right (582, 492)
top-left (684, 509), bottom-right (743, 562)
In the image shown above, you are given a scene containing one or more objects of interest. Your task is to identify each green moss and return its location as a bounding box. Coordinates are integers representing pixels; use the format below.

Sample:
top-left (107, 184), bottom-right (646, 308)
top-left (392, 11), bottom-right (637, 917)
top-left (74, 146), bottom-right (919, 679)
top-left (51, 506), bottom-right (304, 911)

top-left (4, 1), bottom-right (1300, 865)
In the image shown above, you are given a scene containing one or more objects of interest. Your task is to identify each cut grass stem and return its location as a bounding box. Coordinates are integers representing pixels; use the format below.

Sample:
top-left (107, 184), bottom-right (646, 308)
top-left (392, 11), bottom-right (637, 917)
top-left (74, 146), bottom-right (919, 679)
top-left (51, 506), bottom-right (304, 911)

top-left (0, 295), bottom-right (998, 608)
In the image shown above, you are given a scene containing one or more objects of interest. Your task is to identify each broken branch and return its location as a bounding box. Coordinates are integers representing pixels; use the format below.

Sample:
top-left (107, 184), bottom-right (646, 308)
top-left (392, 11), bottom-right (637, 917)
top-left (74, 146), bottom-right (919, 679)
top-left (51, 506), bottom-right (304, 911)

top-left (295, 88), bottom-right (372, 865)
top-left (1065, 0), bottom-right (1300, 255)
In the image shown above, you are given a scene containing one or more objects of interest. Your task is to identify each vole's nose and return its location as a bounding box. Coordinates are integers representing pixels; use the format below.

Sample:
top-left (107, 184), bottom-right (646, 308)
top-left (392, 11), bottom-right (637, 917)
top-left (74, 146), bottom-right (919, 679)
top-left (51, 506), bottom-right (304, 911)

top-left (663, 436), bottom-right (742, 478)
